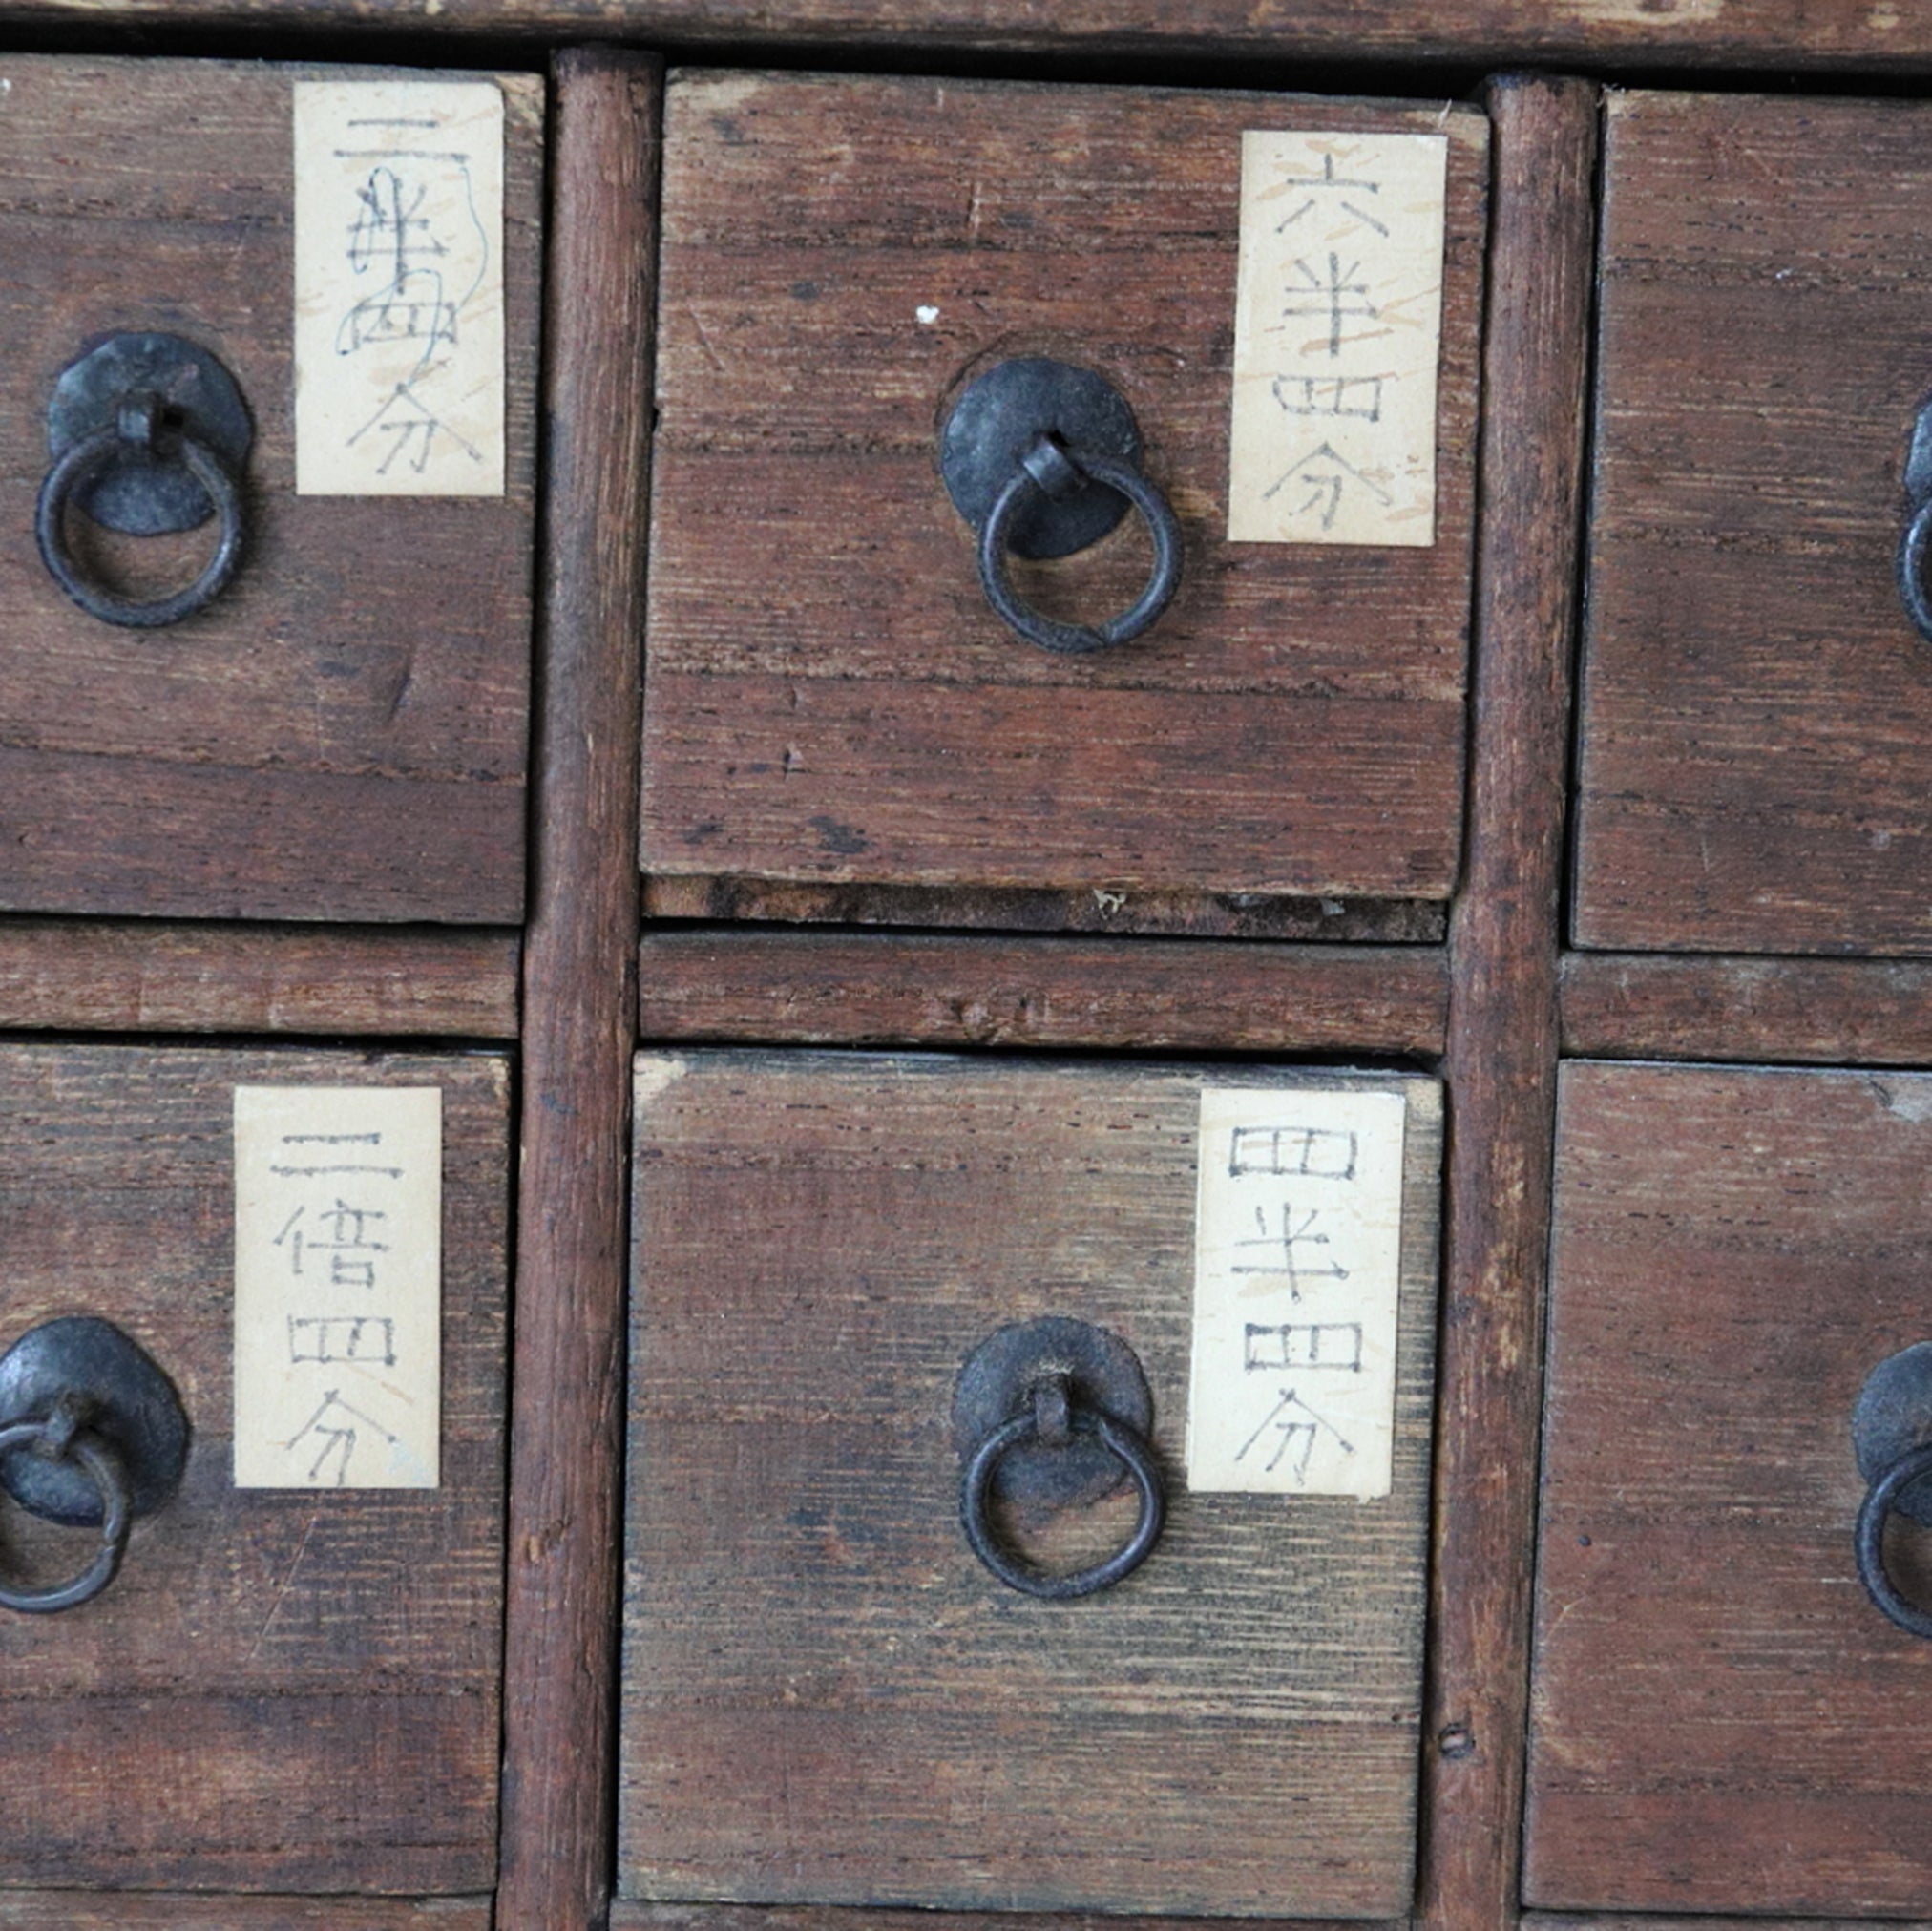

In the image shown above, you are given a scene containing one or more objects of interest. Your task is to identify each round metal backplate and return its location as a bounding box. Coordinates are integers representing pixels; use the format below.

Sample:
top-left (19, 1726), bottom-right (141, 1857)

top-left (1854, 1342), bottom-right (1932, 1528)
top-left (939, 358), bottom-right (1142, 560)
top-left (952, 1315), bottom-right (1154, 1514)
top-left (47, 332), bottom-right (253, 536)
top-left (0, 1317), bottom-right (190, 1527)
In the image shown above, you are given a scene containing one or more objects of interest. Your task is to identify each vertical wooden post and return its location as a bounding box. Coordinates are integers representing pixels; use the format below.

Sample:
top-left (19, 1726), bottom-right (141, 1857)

top-left (499, 46), bottom-right (660, 1931)
top-left (1421, 73), bottom-right (1599, 1931)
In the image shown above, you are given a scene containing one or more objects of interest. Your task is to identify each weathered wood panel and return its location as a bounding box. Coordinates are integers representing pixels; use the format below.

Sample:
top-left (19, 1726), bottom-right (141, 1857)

top-left (1577, 91), bottom-right (1932, 955)
top-left (0, 58), bottom-right (540, 923)
top-left (1422, 73), bottom-right (1597, 1931)
top-left (6, 1), bottom-right (1930, 80)
top-left (496, 47), bottom-right (659, 1931)
top-left (638, 932), bottom-right (1448, 1052)
top-left (643, 74), bottom-right (1484, 928)
top-left (623, 1054), bottom-right (1439, 1917)
top-left (1529, 1062), bottom-right (1932, 1913)
top-left (0, 1046), bottom-right (509, 1894)
top-left (0, 1898), bottom-right (490, 1930)
top-left (1562, 951), bottom-right (1932, 1067)
top-left (0, 920), bottom-right (517, 1037)
top-left (611, 1907), bottom-right (1401, 1931)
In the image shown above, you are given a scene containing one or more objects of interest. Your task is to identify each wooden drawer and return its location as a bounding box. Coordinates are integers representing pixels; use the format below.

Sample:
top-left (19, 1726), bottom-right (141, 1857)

top-left (1528, 1061), bottom-right (1932, 1913)
top-left (0, 58), bottom-right (541, 924)
top-left (622, 1052), bottom-right (1439, 1917)
top-left (0, 1045), bottom-right (509, 1897)
top-left (641, 73), bottom-right (1486, 938)
top-left (1575, 91), bottom-right (1932, 956)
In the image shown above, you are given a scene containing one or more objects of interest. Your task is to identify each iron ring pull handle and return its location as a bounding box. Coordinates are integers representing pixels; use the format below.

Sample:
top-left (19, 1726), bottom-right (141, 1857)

top-left (0, 1317), bottom-right (190, 1616)
top-left (978, 438), bottom-right (1185, 657)
top-left (940, 356), bottom-right (1185, 657)
top-left (0, 1407), bottom-right (132, 1616)
top-left (37, 397), bottom-right (246, 630)
top-left (959, 1381), bottom-right (1166, 1600)
top-left (1855, 1438), bottom-right (1932, 1640)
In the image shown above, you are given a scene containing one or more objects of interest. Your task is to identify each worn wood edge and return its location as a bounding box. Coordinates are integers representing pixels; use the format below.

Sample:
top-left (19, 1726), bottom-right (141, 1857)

top-left (1561, 951), bottom-right (1932, 1066)
top-left (637, 932), bottom-right (1448, 1053)
top-left (0, 920), bottom-right (518, 1037)
top-left (4, 0), bottom-right (1932, 70)
top-left (1423, 73), bottom-right (1599, 1931)
top-left (0, 1895), bottom-right (493, 1929)
top-left (497, 46), bottom-right (658, 1931)
top-left (644, 876), bottom-right (1446, 945)
top-left (610, 1908), bottom-right (1407, 1931)
top-left (1524, 1920), bottom-right (1932, 1931)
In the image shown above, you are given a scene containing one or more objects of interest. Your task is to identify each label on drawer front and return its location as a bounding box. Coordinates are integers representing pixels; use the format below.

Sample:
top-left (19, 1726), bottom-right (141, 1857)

top-left (233, 1086), bottom-right (442, 1488)
top-left (293, 80), bottom-right (505, 495)
top-left (1228, 129), bottom-right (1446, 546)
top-left (1186, 1085), bottom-right (1406, 1497)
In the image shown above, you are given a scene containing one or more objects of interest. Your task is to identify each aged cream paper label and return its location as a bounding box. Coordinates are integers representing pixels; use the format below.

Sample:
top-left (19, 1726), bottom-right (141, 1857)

top-left (1228, 130), bottom-right (1447, 546)
top-left (293, 80), bottom-right (505, 495)
top-left (1186, 1085), bottom-right (1407, 1498)
top-left (234, 1087), bottom-right (442, 1489)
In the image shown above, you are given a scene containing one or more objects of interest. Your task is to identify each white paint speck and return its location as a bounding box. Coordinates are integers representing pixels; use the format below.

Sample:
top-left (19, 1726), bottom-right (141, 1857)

top-left (914, 304), bottom-right (941, 325)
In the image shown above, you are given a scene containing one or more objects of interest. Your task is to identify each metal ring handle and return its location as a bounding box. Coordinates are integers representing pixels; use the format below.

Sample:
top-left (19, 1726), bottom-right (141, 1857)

top-left (36, 424), bottom-right (245, 629)
top-left (978, 448), bottom-right (1184, 656)
top-left (1856, 1438), bottom-right (1932, 1639)
top-left (0, 1419), bottom-right (130, 1615)
top-left (1900, 498), bottom-right (1932, 645)
top-left (960, 1402), bottom-right (1165, 1599)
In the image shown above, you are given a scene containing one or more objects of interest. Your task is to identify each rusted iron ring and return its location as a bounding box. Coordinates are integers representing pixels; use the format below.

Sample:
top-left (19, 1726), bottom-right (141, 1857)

top-left (959, 1396), bottom-right (1165, 1600)
top-left (0, 1418), bottom-right (131, 1615)
top-left (979, 441), bottom-right (1184, 656)
top-left (37, 412), bottom-right (245, 629)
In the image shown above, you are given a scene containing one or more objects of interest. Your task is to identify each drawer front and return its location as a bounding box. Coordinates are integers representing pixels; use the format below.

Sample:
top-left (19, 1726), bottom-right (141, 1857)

top-left (622, 1052), bottom-right (1439, 1917)
top-left (1576, 91), bottom-right (1932, 955)
top-left (0, 58), bottom-right (540, 924)
top-left (1528, 1061), bottom-right (1932, 1913)
top-left (0, 1045), bottom-right (509, 1894)
top-left (642, 73), bottom-right (1486, 933)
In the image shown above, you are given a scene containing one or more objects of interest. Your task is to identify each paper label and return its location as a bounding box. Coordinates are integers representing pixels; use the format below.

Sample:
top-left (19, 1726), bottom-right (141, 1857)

top-left (1186, 1085), bottom-right (1406, 1497)
top-left (1228, 130), bottom-right (1447, 546)
top-left (293, 80), bottom-right (505, 495)
top-left (234, 1086), bottom-right (442, 1489)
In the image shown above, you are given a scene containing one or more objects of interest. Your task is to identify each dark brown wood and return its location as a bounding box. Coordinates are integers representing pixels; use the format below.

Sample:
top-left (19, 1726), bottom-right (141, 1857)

top-left (1528, 1062), bottom-right (1932, 1914)
top-left (496, 46), bottom-right (657, 1931)
top-left (638, 931), bottom-right (1448, 1052)
top-left (1423, 73), bottom-right (1598, 1931)
top-left (0, 1897), bottom-right (491, 1929)
top-left (0, 920), bottom-right (518, 1037)
top-left (1529, 1921), bottom-right (1932, 1931)
top-left (1562, 951), bottom-right (1932, 1066)
top-left (612, 1907), bottom-right (1400, 1931)
top-left (7, 0), bottom-right (1932, 74)
top-left (1576, 91), bottom-right (1932, 955)
top-left (0, 57), bottom-right (540, 925)
top-left (622, 1055), bottom-right (1441, 1917)
top-left (642, 75), bottom-right (1486, 928)
top-left (0, 1045), bottom-right (510, 1894)
top-left (644, 876), bottom-right (1446, 944)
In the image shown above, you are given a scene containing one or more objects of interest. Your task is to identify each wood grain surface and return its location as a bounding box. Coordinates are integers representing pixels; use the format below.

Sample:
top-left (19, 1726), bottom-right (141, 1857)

top-left (3, 0), bottom-right (1930, 73)
top-left (1576, 90), bottom-right (1932, 955)
top-left (643, 74), bottom-right (1485, 926)
top-left (495, 47), bottom-right (659, 1931)
top-left (0, 1896), bottom-right (490, 1929)
top-left (611, 1906), bottom-right (1400, 1931)
top-left (1528, 1063), bottom-right (1932, 1914)
top-left (0, 1046), bottom-right (509, 1895)
top-left (1562, 950), bottom-right (1932, 1066)
top-left (639, 931), bottom-right (1448, 1052)
top-left (1422, 73), bottom-right (1598, 1931)
top-left (0, 58), bottom-right (540, 924)
top-left (622, 1054), bottom-right (1440, 1918)
top-left (0, 920), bottom-right (517, 1037)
